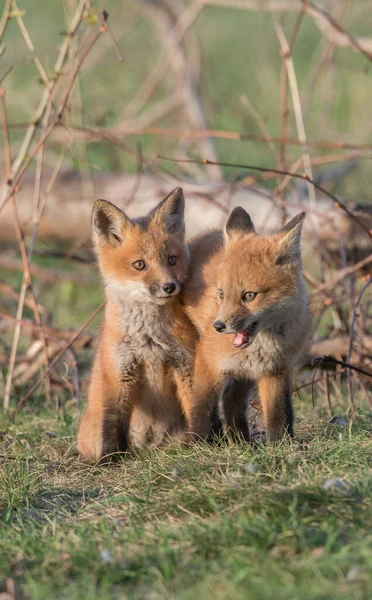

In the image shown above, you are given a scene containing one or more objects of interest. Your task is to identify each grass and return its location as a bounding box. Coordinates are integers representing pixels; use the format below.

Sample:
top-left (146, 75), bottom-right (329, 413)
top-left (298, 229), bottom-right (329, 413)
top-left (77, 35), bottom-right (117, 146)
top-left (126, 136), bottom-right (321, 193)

top-left (0, 402), bottom-right (371, 600)
top-left (1, 2), bottom-right (372, 597)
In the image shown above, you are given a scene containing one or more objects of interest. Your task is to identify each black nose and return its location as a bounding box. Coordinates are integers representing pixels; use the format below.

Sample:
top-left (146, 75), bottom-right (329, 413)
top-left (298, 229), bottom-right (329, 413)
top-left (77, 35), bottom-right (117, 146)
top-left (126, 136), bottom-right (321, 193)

top-left (163, 282), bottom-right (176, 294)
top-left (213, 320), bottom-right (226, 332)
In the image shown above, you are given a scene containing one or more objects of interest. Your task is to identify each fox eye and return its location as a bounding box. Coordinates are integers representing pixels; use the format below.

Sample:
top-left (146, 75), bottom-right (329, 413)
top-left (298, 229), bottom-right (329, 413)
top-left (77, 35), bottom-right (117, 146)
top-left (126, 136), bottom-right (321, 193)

top-left (243, 291), bottom-right (257, 302)
top-left (168, 255), bottom-right (177, 266)
top-left (133, 260), bottom-right (146, 271)
top-left (218, 288), bottom-right (224, 300)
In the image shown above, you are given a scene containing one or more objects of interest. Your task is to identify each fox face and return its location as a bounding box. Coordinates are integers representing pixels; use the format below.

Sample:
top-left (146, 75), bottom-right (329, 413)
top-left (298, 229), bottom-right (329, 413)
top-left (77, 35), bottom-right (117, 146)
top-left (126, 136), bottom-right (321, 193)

top-left (213, 207), bottom-right (306, 349)
top-left (92, 188), bottom-right (189, 305)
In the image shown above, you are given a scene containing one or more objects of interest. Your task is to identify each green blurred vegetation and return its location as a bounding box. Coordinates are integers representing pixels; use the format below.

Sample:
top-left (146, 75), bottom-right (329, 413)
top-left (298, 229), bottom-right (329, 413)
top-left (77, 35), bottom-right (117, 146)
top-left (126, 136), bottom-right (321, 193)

top-left (1, 1), bottom-right (372, 198)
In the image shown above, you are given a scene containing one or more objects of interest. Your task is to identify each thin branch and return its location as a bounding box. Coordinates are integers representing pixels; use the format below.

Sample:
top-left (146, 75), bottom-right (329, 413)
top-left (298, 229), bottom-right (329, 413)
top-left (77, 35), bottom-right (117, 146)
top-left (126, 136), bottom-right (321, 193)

top-left (0, 0), bottom-right (87, 211)
top-left (12, 0), bottom-right (51, 88)
top-left (201, 0), bottom-right (372, 61)
top-left (0, 254), bottom-right (97, 285)
top-left (311, 256), bottom-right (372, 297)
top-left (1, 314), bottom-right (94, 347)
top-left (100, 8), bottom-right (124, 62)
top-left (0, 89), bottom-right (11, 180)
top-left (159, 155), bottom-right (372, 241)
top-left (346, 277), bottom-right (372, 411)
top-left (123, 0), bottom-right (203, 118)
top-left (3, 100), bottom-right (54, 411)
top-left (0, 0), bottom-right (11, 42)
top-left (11, 303), bottom-right (104, 418)
top-left (46, 123), bottom-right (372, 153)
top-left (275, 19), bottom-right (317, 210)
top-left (0, 21), bottom-right (106, 214)
top-left (241, 95), bottom-right (278, 158)
top-left (311, 355), bottom-right (372, 379)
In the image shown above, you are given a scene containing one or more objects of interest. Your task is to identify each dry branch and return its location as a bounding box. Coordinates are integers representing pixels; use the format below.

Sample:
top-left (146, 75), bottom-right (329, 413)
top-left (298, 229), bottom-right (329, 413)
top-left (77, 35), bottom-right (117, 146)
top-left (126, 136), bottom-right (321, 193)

top-left (0, 255), bottom-right (97, 286)
top-left (275, 19), bottom-right (317, 210)
top-left (202, 0), bottom-right (372, 59)
top-left (0, 0), bottom-right (87, 211)
top-left (159, 156), bottom-right (372, 241)
top-left (11, 303), bottom-right (104, 417)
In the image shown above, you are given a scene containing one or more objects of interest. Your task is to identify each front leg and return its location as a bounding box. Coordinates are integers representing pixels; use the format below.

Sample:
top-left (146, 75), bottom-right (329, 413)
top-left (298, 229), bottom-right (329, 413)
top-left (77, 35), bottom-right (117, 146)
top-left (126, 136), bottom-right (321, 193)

top-left (222, 377), bottom-right (251, 443)
top-left (258, 370), bottom-right (293, 441)
top-left (173, 365), bottom-right (194, 427)
top-left (78, 360), bottom-right (139, 462)
top-left (188, 345), bottom-right (223, 442)
top-left (101, 369), bottom-right (139, 459)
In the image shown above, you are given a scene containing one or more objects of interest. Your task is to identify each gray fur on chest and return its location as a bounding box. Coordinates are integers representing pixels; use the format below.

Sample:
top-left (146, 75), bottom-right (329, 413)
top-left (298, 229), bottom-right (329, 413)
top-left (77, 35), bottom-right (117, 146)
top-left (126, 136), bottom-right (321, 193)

top-left (221, 328), bottom-right (293, 380)
top-left (113, 297), bottom-right (190, 374)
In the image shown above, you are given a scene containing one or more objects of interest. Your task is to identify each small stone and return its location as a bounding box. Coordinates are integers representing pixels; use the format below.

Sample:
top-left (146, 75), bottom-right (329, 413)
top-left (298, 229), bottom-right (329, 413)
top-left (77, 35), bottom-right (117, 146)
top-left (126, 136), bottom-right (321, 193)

top-left (44, 431), bottom-right (57, 438)
top-left (323, 478), bottom-right (349, 494)
top-left (100, 549), bottom-right (112, 564)
top-left (346, 565), bottom-right (360, 581)
top-left (243, 463), bottom-right (257, 475)
top-left (329, 416), bottom-right (350, 428)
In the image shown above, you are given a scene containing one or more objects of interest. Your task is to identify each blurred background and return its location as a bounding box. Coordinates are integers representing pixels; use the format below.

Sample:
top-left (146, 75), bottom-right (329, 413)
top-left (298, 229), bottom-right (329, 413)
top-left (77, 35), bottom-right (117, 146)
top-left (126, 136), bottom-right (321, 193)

top-left (0, 0), bottom-right (371, 415)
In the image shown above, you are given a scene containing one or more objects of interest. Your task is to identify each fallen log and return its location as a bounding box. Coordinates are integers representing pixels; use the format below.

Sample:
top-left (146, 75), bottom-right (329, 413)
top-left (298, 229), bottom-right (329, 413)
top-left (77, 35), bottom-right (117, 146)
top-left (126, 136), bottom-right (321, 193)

top-left (1, 172), bottom-right (371, 261)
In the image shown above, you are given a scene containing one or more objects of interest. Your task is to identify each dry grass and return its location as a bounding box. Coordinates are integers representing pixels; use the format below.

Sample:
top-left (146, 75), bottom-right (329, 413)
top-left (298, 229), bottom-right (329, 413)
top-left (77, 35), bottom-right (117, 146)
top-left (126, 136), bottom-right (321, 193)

top-left (0, 399), bottom-right (371, 600)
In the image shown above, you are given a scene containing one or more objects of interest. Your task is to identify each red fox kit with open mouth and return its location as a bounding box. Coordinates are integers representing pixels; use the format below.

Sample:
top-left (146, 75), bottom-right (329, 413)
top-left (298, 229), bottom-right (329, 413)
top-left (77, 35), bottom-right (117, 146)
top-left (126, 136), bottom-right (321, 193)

top-left (77, 188), bottom-right (197, 462)
top-left (183, 207), bottom-right (310, 442)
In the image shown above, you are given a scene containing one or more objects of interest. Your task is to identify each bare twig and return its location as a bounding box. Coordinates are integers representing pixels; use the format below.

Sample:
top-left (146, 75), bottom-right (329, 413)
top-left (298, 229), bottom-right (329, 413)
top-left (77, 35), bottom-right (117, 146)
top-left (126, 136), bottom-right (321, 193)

top-left (12, 0), bottom-right (51, 88)
top-left (0, 87), bottom-right (51, 409)
top-left (11, 303), bottom-right (104, 417)
top-left (100, 8), bottom-right (124, 62)
top-left (275, 19), bottom-right (317, 210)
top-left (346, 277), bottom-right (372, 411)
top-left (201, 1), bottom-right (372, 60)
top-left (124, 0), bottom-right (203, 118)
top-left (0, 255), bottom-right (97, 285)
top-left (1, 314), bottom-right (94, 348)
top-left (241, 95), bottom-right (278, 158)
top-left (0, 22), bottom-right (106, 214)
top-left (312, 355), bottom-right (372, 379)
top-left (0, 0), bottom-right (87, 211)
top-left (311, 256), bottom-right (372, 296)
top-left (0, 0), bottom-right (11, 42)
top-left (159, 155), bottom-right (372, 241)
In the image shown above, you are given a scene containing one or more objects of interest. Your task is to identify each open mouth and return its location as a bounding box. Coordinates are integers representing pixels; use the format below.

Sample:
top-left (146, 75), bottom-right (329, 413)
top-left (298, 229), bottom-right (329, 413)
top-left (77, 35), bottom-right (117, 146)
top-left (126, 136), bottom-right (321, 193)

top-left (232, 322), bottom-right (257, 349)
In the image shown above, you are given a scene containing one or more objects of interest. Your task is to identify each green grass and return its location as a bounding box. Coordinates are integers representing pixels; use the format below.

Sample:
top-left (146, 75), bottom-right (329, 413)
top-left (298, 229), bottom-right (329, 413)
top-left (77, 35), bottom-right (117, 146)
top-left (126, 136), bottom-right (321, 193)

top-left (0, 405), bottom-right (371, 600)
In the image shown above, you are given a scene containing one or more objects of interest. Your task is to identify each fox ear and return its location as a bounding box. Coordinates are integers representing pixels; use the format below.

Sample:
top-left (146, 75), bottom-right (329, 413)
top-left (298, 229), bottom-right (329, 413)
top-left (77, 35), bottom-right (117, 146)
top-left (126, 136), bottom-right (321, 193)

top-left (149, 187), bottom-right (185, 236)
top-left (225, 207), bottom-right (256, 242)
top-left (275, 212), bottom-right (306, 264)
top-left (92, 199), bottom-right (133, 247)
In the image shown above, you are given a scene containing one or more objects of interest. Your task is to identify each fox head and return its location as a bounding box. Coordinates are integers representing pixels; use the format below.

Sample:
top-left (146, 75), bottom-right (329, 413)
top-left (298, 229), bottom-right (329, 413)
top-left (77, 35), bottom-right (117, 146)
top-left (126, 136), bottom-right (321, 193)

top-left (92, 187), bottom-right (188, 305)
top-left (213, 207), bottom-right (306, 349)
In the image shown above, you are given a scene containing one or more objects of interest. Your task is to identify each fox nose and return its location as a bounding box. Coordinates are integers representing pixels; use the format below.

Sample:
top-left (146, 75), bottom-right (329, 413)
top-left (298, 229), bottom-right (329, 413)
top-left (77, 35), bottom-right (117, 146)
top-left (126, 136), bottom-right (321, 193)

top-left (213, 320), bottom-right (226, 332)
top-left (163, 281), bottom-right (176, 294)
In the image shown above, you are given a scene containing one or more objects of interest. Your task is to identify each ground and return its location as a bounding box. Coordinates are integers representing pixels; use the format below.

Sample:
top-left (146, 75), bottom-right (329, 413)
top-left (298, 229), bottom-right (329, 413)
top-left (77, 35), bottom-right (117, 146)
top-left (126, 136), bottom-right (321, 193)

top-left (0, 400), bottom-right (371, 600)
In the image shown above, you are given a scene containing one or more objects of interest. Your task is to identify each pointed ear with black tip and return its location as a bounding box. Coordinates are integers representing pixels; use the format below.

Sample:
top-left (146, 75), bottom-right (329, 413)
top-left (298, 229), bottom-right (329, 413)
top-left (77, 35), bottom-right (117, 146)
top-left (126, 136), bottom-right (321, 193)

top-left (275, 212), bottom-right (306, 265)
top-left (225, 207), bottom-right (256, 242)
top-left (92, 199), bottom-right (133, 247)
top-left (149, 187), bottom-right (185, 237)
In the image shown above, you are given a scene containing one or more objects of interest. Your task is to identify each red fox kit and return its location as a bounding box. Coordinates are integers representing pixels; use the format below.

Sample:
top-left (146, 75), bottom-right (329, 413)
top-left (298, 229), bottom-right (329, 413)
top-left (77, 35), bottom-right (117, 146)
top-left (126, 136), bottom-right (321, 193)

top-left (183, 207), bottom-right (310, 442)
top-left (77, 188), bottom-right (197, 462)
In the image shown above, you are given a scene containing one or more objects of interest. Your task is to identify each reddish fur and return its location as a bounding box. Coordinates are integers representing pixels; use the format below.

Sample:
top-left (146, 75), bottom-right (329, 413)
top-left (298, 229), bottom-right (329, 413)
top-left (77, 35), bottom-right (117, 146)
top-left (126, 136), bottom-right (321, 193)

top-left (182, 215), bottom-right (310, 441)
top-left (77, 191), bottom-right (197, 462)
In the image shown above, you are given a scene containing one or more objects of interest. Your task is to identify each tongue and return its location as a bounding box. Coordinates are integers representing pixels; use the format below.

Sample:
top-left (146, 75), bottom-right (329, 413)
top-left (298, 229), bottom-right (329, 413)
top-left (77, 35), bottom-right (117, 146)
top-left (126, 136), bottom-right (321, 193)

top-left (232, 330), bottom-right (249, 348)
